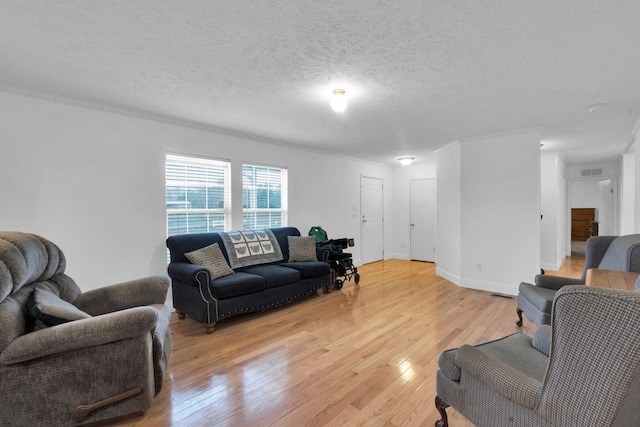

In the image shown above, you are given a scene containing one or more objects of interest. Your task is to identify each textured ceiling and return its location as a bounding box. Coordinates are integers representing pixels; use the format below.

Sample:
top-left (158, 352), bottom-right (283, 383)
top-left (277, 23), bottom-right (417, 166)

top-left (2, 1), bottom-right (639, 166)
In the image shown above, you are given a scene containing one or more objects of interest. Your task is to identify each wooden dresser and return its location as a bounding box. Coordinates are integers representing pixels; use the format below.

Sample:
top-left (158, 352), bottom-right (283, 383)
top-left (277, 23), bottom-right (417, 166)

top-left (571, 208), bottom-right (596, 241)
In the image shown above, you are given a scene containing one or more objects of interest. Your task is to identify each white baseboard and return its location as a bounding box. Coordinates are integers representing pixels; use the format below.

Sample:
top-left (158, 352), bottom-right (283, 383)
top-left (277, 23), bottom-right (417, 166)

top-left (459, 278), bottom-right (518, 296)
top-left (540, 262), bottom-right (561, 271)
top-left (385, 252), bottom-right (410, 260)
top-left (436, 267), bottom-right (461, 286)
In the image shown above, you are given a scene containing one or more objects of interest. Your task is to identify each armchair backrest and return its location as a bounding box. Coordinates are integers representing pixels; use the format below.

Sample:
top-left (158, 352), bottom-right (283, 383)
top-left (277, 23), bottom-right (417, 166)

top-left (538, 286), bottom-right (640, 426)
top-left (0, 232), bottom-right (82, 352)
top-left (581, 234), bottom-right (640, 280)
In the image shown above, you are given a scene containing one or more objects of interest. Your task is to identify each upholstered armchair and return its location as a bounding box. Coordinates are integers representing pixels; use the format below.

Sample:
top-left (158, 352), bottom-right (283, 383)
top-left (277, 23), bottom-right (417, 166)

top-left (517, 234), bottom-right (640, 326)
top-left (0, 232), bottom-right (172, 426)
top-left (436, 285), bottom-right (640, 427)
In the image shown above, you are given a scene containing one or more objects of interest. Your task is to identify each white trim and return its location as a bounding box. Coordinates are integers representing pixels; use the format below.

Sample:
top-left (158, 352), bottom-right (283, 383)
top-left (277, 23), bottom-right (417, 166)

top-left (385, 252), bottom-right (410, 260)
top-left (632, 114), bottom-right (640, 136)
top-left (435, 140), bottom-right (460, 153)
top-left (541, 262), bottom-right (562, 271)
top-left (460, 127), bottom-right (542, 144)
top-left (167, 152), bottom-right (230, 167)
top-left (435, 267), bottom-right (460, 286)
top-left (458, 278), bottom-right (519, 296)
top-left (360, 175), bottom-right (385, 264)
top-left (0, 84), bottom-right (391, 168)
top-left (566, 174), bottom-right (619, 251)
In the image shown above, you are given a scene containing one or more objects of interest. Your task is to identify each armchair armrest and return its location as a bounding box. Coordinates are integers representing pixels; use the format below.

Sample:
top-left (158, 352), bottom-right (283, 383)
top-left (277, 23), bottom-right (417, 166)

top-left (534, 274), bottom-right (584, 290)
top-left (532, 325), bottom-right (552, 356)
top-left (0, 306), bottom-right (159, 365)
top-left (74, 275), bottom-right (169, 316)
top-left (627, 243), bottom-right (640, 273)
top-left (456, 344), bottom-right (543, 409)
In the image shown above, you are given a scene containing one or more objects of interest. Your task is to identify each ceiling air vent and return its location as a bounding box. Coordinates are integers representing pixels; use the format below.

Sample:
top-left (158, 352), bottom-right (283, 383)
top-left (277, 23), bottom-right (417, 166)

top-left (581, 168), bottom-right (603, 176)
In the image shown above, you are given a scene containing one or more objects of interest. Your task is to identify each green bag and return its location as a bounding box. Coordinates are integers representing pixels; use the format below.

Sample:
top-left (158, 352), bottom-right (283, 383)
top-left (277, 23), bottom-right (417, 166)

top-left (308, 226), bottom-right (328, 243)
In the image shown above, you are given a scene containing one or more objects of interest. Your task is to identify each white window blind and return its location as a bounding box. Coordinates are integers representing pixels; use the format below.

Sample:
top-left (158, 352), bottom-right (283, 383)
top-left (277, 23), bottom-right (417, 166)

top-left (242, 164), bottom-right (288, 229)
top-left (166, 154), bottom-right (231, 237)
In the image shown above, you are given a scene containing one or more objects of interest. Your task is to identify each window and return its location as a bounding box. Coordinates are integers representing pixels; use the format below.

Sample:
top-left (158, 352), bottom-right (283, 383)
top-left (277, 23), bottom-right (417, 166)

top-left (166, 154), bottom-right (231, 237)
top-left (242, 164), bottom-right (288, 229)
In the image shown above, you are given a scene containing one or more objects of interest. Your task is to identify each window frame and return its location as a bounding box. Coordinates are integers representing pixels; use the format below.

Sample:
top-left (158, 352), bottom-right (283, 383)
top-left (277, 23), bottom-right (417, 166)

top-left (165, 153), bottom-right (232, 237)
top-left (241, 163), bottom-right (288, 229)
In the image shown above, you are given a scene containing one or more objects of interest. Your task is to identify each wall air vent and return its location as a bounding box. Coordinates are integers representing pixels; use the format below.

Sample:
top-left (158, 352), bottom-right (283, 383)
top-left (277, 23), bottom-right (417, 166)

top-left (581, 168), bottom-right (603, 176)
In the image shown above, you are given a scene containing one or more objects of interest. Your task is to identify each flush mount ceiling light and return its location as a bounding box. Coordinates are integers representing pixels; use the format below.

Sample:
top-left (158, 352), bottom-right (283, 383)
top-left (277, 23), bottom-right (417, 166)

top-left (330, 89), bottom-right (347, 112)
top-left (398, 157), bottom-right (415, 166)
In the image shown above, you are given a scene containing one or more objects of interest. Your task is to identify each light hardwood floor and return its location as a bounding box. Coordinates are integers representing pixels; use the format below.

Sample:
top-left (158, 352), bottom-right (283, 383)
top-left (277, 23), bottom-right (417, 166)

top-left (114, 255), bottom-right (584, 427)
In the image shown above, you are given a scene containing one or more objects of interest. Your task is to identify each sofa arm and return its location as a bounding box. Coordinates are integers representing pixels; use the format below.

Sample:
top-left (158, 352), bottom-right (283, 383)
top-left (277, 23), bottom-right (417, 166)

top-left (534, 274), bottom-right (584, 290)
top-left (73, 275), bottom-right (169, 316)
top-left (168, 262), bottom-right (211, 285)
top-left (0, 307), bottom-right (159, 365)
top-left (456, 344), bottom-right (543, 409)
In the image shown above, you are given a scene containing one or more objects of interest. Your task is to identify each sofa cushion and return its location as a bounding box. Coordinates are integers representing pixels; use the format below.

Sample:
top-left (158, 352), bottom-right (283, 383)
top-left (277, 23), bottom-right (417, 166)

top-left (209, 272), bottom-right (265, 299)
top-left (185, 243), bottom-right (235, 280)
top-left (278, 261), bottom-right (330, 279)
top-left (242, 265), bottom-right (301, 289)
top-left (27, 286), bottom-right (91, 326)
top-left (287, 236), bottom-right (317, 262)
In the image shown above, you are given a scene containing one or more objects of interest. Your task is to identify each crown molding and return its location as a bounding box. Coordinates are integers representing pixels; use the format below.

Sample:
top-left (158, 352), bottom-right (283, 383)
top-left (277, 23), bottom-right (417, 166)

top-left (632, 114), bottom-right (640, 136)
top-left (0, 84), bottom-right (390, 168)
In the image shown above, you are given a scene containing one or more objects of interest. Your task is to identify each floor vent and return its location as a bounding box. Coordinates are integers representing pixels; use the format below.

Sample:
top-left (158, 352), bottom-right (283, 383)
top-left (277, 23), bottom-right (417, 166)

top-left (491, 293), bottom-right (513, 299)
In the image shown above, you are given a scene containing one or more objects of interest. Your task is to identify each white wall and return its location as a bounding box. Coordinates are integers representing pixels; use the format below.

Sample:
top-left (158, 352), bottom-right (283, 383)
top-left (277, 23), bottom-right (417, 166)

top-left (540, 153), bottom-right (566, 270)
top-left (635, 118), bottom-right (640, 233)
top-left (390, 158), bottom-right (437, 259)
top-left (435, 142), bottom-right (462, 285)
top-left (0, 89), bottom-right (393, 294)
top-left (459, 131), bottom-right (540, 295)
top-left (620, 151), bottom-right (635, 235)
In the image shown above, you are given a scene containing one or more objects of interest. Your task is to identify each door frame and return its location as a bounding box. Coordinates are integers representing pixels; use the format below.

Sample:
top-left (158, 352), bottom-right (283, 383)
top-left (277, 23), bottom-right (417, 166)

top-left (566, 175), bottom-right (618, 256)
top-left (360, 175), bottom-right (384, 264)
top-left (410, 178), bottom-right (436, 262)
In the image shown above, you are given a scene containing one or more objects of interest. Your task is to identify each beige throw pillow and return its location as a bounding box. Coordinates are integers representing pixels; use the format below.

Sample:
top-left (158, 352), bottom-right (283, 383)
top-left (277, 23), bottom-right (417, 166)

top-left (288, 236), bottom-right (317, 262)
top-left (185, 243), bottom-right (235, 280)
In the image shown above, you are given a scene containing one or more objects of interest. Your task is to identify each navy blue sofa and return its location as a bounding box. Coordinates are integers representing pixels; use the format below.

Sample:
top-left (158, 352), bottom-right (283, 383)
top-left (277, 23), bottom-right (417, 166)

top-left (166, 227), bottom-right (331, 333)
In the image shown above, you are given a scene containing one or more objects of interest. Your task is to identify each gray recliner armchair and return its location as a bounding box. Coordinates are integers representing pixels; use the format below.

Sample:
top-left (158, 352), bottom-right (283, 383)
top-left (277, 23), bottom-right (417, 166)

top-left (517, 234), bottom-right (640, 326)
top-left (0, 232), bottom-right (172, 426)
top-left (436, 285), bottom-right (640, 427)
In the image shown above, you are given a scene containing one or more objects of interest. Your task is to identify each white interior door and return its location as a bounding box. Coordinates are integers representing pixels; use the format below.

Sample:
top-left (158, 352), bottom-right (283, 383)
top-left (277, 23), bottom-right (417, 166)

top-left (361, 176), bottom-right (384, 264)
top-left (410, 179), bottom-right (435, 262)
top-left (598, 179), bottom-right (614, 235)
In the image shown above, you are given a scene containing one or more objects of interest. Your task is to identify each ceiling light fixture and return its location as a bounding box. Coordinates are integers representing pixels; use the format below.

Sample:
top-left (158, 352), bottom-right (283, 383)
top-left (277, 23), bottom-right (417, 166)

top-left (330, 89), bottom-right (347, 112)
top-left (399, 157), bottom-right (415, 166)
